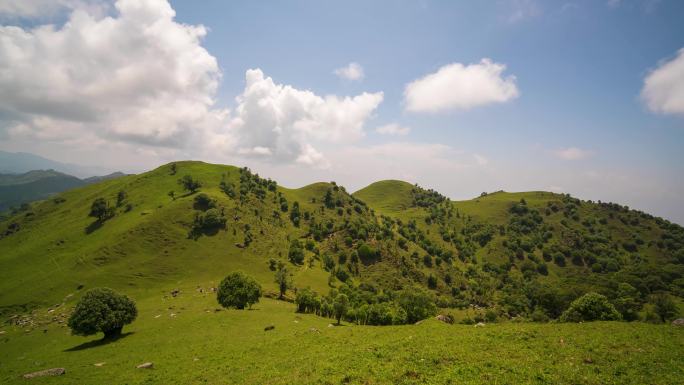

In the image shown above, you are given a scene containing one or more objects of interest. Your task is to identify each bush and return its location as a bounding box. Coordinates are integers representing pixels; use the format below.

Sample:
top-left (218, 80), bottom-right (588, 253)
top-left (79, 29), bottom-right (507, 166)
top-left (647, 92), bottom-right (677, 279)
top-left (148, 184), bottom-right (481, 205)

top-left (178, 175), bottom-right (202, 193)
top-left (67, 288), bottom-right (137, 339)
top-left (398, 289), bottom-right (437, 324)
top-left (652, 293), bottom-right (678, 323)
top-left (193, 193), bottom-right (216, 210)
top-left (217, 272), bottom-right (262, 309)
top-left (89, 198), bottom-right (113, 222)
top-left (295, 288), bottom-right (319, 313)
top-left (559, 292), bottom-right (622, 322)
top-left (288, 240), bottom-right (305, 265)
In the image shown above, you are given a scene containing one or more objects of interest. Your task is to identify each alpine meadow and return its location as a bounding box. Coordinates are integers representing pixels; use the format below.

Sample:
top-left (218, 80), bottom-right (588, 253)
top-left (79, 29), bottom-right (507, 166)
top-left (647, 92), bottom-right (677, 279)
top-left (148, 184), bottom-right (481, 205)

top-left (1, 1), bottom-right (683, 384)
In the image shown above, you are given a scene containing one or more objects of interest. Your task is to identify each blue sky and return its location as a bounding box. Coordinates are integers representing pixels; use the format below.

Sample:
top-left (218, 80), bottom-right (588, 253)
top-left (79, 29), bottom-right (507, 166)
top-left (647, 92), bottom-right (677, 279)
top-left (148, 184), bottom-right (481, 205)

top-left (0, 0), bottom-right (683, 223)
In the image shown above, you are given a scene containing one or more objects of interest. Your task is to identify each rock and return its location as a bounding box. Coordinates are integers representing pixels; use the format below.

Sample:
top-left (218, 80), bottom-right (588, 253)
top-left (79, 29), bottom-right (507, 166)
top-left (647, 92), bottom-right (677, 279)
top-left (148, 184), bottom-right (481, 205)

top-left (136, 362), bottom-right (154, 369)
top-left (672, 318), bottom-right (684, 326)
top-left (414, 320), bottom-right (423, 325)
top-left (264, 325), bottom-right (275, 331)
top-left (328, 323), bottom-right (335, 328)
top-left (435, 314), bottom-right (454, 324)
top-left (0, 330), bottom-right (5, 335)
top-left (309, 327), bottom-right (320, 333)
top-left (583, 357), bottom-right (594, 364)
top-left (22, 368), bottom-right (66, 378)
top-left (154, 314), bottom-right (161, 318)
top-left (93, 362), bottom-right (106, 367)
top-left (474, 322), bottom-right (486, 327)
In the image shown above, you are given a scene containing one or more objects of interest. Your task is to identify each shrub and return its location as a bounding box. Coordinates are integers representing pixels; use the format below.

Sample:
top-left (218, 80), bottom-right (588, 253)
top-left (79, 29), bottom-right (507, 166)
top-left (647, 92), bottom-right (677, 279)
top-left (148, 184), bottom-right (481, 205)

top-left (194, 208), bottom-right (226, 231)
top-left (398, 289), bottom-right (437, 324)
top-left (193, 193), bottom-right (216, 210)
top-left (652, 293), bottom-right (677, 323)
top-left (295, 288), bottom-right (319, 313)
top-left (67, 288), bottom-right (137, 339)
top-left (288, 240), bottom-right (305, 265)
top-left (217, 272), bottom-right (262, 309)
top-left (559, 292), bottom-right (622, 322)
top-left (178, 175), bottom-right (202, 193)
top-left (89, 198), bottom-right (113, 222)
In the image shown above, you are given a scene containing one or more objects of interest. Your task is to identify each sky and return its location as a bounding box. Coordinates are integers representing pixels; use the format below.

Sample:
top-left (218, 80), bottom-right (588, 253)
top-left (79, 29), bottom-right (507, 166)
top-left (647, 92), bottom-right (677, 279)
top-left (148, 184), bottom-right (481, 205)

top-left (0, 0), bottom-right (683, 223)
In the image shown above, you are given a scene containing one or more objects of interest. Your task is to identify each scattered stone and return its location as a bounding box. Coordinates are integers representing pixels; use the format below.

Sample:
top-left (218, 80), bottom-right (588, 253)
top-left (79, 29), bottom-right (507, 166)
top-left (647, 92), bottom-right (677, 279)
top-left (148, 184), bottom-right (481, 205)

top-left (293, 319), bottom-right (299, 323)
top-left (170, 313), bottom-right (177, 317)
top-left (154, 314), bottom-right (161, 318)
top-left (672, 318), bottom-right (684, 326)
top-left (193, 358), bottom-right (200, 362)
top-left (264, 325), bottom-right (275, 331)
top-left (93, 362), bottom-right (106, 367)
top-left (474, 322), bottom-right (485, 327)
top-left (559, 337), bottom-right (565, 345)
top-left (22, 368), bottom-right (66, 378)
top-left (0, 331), bottom-right (5, 335)
top-left (136, 362), bottom-right (154, 369)
top-left (309, 327), bottom-right (320, 334)
top-left (414, 320), bottom-right (423, 325)
top-left (328, 323), bottom-right (334, 328)
top-left (435, 314), bottom-right (454, 324)
top-left (170, 289), bottom-right (180, 297)
top-left (583, 357), bottom-right (594, 364)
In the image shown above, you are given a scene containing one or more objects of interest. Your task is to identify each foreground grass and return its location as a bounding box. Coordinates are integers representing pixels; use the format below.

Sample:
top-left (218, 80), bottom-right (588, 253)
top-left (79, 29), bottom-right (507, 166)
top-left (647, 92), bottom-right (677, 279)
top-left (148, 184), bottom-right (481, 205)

top-left (1, 287), bottom-right (682, 385)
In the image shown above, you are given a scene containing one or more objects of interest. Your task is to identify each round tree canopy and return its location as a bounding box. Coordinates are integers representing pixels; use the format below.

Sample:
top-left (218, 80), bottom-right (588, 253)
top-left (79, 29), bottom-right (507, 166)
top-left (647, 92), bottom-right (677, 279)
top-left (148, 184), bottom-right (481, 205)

top-left (68, 287), bottom-right (137, 338)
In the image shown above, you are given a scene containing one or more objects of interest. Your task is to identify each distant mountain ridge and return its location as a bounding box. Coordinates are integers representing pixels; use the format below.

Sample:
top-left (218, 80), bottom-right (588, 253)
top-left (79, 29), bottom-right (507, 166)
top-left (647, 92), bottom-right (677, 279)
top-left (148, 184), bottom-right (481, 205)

top-left (0, 169), bottom-right (128, 212)
top-left (0, 150), bottom-right (112, 178)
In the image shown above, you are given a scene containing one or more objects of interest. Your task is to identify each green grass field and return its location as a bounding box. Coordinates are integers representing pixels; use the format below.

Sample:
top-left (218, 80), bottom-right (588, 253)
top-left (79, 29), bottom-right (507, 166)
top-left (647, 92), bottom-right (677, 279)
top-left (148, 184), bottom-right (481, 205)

top-left (1, 285), bottom-right (682, 385)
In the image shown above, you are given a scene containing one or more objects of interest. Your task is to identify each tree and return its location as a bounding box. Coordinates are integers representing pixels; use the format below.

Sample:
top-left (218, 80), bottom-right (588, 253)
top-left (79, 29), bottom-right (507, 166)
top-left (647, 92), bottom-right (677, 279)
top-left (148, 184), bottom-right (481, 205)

top-left (295, 288), bottom-right (319, 313)
top-left (398, 289), bottom-right (437, 324)
top-left (652, 293), bottom-right (677, 323)
top-left (67, 288), bottom-right (137, 339)
top-left (288, 240), bottom-right (305, 265)
top-left (89, 198), bottom-right (112, 222)
top-left (169, 163), bottom-right (177, 175)
top-left (333, 293), bottom-right (349, 325)
top-left (614, 283), bottom-right (641, 321)
top-left (116, 190), bottom-right (127, 207)
top-left (178, 175), bottom-right (202, 194)
top-left (274, 266), bottom-right (291, 299)
top-left (217, 272), bottom-right (262, 309)
top-left (193, 193), bottom-right (216, 210)
top-left (168, 190), bottom-right (175, 200)
top-left (559, 292), bottom-right (622, 322)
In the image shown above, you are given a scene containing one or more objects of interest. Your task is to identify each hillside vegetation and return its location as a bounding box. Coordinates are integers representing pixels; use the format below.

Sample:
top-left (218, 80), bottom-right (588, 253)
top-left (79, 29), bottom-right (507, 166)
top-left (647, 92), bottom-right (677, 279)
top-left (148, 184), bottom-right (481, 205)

top-left (0, 161), bottom-right (682, 383)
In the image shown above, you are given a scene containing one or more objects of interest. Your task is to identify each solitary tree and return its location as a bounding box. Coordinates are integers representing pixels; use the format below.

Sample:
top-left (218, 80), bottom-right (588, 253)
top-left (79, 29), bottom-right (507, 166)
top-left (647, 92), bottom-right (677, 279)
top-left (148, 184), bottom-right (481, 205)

top-left (89, 198), bottom-right (111, 222)
top-left (178, 175), bottom-right (202, 194)
top-left (67, 288), bottom-right (137, 339)
top-left (333, 293), bottom-right (349, 325)
top-left (398, 288), bottom-right (437, 324)
top-left (274, 265), bottom-right (292, 299)
top-left (217, 272), bottom-right (262, 309)
top-left (652, 293), bottom-right (677, 323)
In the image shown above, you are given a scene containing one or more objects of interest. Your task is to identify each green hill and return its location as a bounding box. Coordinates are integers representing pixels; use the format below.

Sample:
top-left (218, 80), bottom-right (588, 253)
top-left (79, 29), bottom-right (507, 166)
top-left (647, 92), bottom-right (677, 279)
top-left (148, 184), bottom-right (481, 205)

top-left (0, 161), bottom-right (683, 384)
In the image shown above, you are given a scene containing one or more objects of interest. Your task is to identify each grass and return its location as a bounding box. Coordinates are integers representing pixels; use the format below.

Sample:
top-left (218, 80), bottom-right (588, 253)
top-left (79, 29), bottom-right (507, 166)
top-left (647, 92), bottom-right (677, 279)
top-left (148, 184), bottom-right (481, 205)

top-left (1, 287), bottom-right (682, 385)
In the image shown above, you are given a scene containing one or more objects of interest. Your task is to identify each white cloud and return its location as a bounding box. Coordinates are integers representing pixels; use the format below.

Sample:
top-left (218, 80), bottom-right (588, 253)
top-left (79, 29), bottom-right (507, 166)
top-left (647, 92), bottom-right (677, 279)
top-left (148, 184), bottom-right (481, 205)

top-left (0, 0), bottom-right (384, 169)
top-left (0, 0), bottom-right (109, 19)
top-left (474, 153), bottom-right (489, 166)
top-left (506, 0), bottom-right (541, 23)
top-left (404, 59), bottom-right (519, 113)
top-left (0, 0), bottom-right (224, 148)
top-left (553, 147), bottom-right (591, 160)
top-left (641, 48), bottom-right (684, 116)
top-left (375, 123), bottom-right (410, 136)
top-left (334, 62), bottom-right (364, 81)
top-left (227, 68), bottom-right (383, 165)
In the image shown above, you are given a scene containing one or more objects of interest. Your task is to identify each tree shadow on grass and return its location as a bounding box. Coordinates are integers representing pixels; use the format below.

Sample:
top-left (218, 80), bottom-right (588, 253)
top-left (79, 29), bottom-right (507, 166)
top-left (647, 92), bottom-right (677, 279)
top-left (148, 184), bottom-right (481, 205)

top-left (64, 332), bottom-right (134, 352)
top-left (84, 220), bottom-right (104, 234)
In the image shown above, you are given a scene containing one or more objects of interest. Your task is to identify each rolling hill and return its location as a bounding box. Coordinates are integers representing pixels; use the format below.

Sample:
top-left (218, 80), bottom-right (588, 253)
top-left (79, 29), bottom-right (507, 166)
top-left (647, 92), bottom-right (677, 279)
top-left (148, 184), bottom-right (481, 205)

top-left (0, 160), bottom-right (682, 384)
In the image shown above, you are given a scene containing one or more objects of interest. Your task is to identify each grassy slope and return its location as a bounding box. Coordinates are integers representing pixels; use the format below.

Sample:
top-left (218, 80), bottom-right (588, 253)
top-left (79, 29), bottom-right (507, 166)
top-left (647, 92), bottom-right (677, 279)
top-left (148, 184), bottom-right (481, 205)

top-left (1, 165), bottom-right (683, 384)
top-left (1, 289), bottom-right (682, 385)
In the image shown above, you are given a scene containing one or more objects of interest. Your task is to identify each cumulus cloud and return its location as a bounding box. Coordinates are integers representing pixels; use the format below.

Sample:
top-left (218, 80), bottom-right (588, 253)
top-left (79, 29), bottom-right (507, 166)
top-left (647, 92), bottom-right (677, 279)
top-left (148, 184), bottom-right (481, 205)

top-left (404, 59), bottom-right (519, 113)
top-left (0, 0), bottom-right (109, 19)
top-left (553, 147), bottom-right (591, 160)
top-left (641, 48), bottom-right (684, 116)
top-left (227, 68), bottom-right (383, 165)
top-left (0, 0), bottom-right (224, 148)
top-left (375, 123), bottom-right (410, 136)
top-left (334, 62), bottom-right (364, 81)
top-left (0, 0), bottom-right (384, 169)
